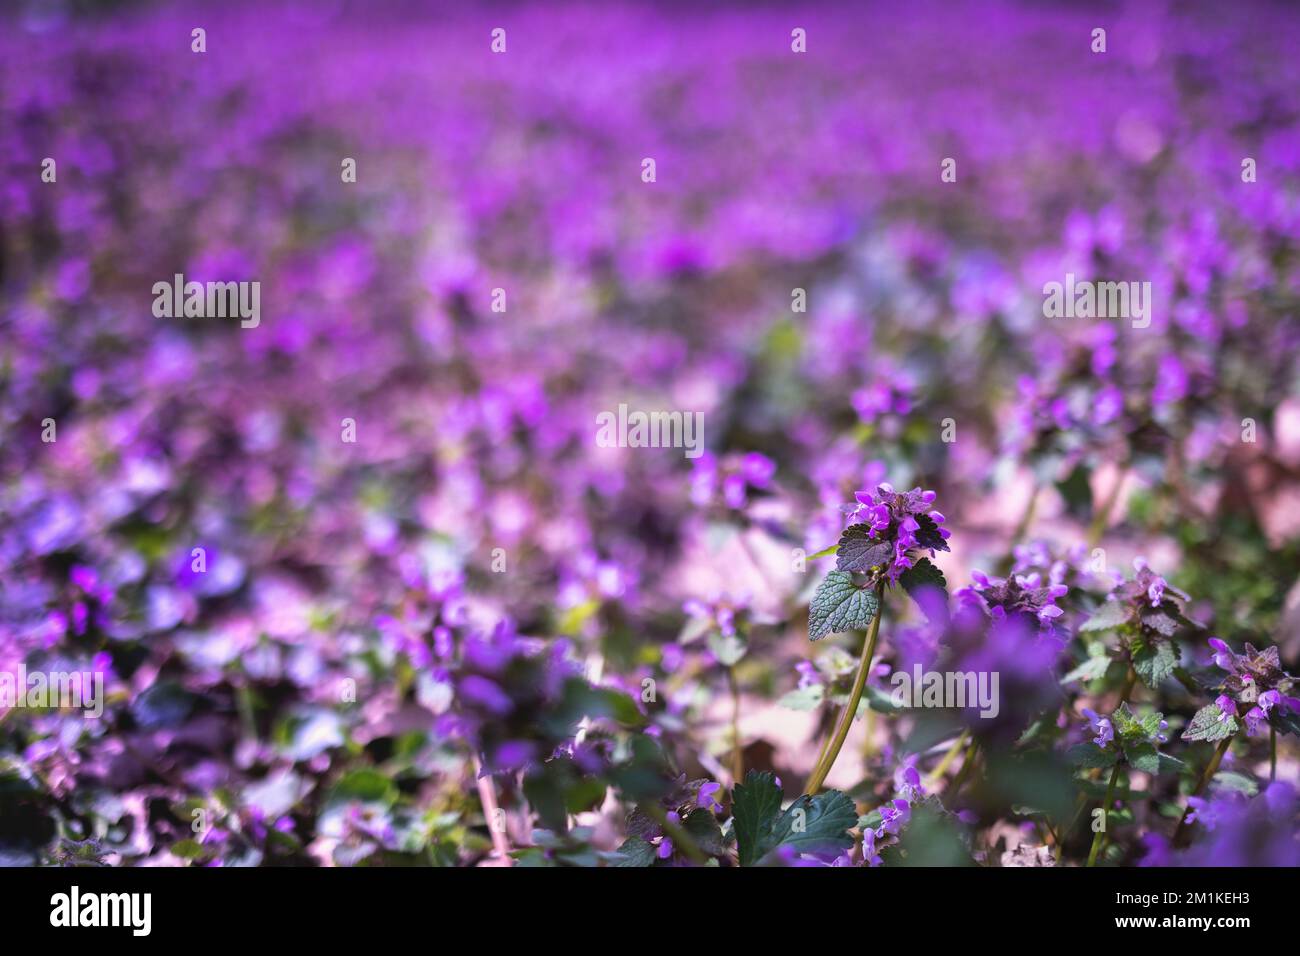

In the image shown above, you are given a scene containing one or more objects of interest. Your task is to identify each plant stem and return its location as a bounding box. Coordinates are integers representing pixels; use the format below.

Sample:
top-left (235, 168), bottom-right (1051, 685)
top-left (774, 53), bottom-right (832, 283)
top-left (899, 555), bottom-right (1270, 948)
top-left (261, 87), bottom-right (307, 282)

top-left (473, 757), bottom-right (514, 865)
top-left (1087, 763), bottom-right (1122, 867)
top-left (948, 737), bottom-right (981, 801)
top-left (804, 585), bottom-right (884, 795)
top-left (727, 666), bottom-right (743, 785)
top-left (1270, 725), bottom-right (1277, 783)
top-left (1118, 664), bottom-right (1138, 706)
top-left (1172, 737), bottom-right (1232, 848)
top-left (926, 729), bottom-right (971, 789)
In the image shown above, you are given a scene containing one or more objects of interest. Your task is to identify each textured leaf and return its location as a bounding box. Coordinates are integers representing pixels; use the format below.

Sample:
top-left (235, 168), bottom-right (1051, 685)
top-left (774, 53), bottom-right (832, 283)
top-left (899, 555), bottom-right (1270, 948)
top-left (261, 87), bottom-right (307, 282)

top-left (1275, 709), bottom-right (1300, 738)
top-left (835, 524), bottom-right (895, 573)
top-left (767, 790), bottom-right (857, 861)
top-left (611, 837), bottom-right (656, 867)
top-left (913, 513), bottom-right (950, 552)
top-left (682, 809), bottom-right (727, 856)
top-left (732, 771), bottom-right (855, 865)
top-left (1066, 743), bottom-right (1119, 769)
top-left (808, 571), bottom-right (879, 641)
top-left (1110, 702), bottom-right (1144, 739)
top-left (1080, 600), bottom-right (1130, 632)
top-left (899, 558), bottom-right (949, 623)
top-left (1132, 639), bottom-right (1180, 688)
top-left (1061, 653), bottom-right (1114, 685)
top-left (1182, 703), bottom-right (1239, 742)
top-left (1140, 607), bottom-right (1180, 637)
top-left (1123, 741), bottom-right (1161, 774)
top-left (1211, 771), bottom-right (1259, 797)
top-left (732, 771), bottom-right (784, 867)
top-left (777, 685), bottom-right (824, 711)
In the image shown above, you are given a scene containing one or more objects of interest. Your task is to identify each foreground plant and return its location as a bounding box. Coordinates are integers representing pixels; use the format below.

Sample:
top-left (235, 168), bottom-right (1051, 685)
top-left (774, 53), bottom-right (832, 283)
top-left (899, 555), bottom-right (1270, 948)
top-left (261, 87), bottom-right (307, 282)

top-left (1069, 703), bottom-right (1180, 865)
top-left (803, 483), bottom-right (950, 793)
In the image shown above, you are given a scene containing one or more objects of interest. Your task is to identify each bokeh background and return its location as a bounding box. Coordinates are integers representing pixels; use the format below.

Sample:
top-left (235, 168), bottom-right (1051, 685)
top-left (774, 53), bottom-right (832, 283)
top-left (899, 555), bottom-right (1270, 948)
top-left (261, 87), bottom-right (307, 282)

top-left (2, 0), bottom-right (1299, 866)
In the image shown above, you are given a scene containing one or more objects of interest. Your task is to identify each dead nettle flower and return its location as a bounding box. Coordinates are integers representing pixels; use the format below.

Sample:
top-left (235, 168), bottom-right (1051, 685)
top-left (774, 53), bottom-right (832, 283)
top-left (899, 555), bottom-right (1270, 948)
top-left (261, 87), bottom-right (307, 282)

top-left (802, 483), bottom-right (951, 795)
top-left (1071, 702), bottom-right (1178, 774)
top-left (955, 570), bottom-right (1069, 636)
top-left (1078, 557), bottom-right (1197, 691)
top-left (1184, 637), bottom-right (1300, 741)
top-left (842, 483), bottom-right (950, 583)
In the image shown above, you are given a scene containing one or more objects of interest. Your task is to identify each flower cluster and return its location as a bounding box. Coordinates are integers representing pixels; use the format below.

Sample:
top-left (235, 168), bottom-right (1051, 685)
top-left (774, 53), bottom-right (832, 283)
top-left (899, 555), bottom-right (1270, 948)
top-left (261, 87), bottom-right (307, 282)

top-left (1204, 639), bottom-right (1299, 738)
top-left (842, 483), bottom-right (950, 583)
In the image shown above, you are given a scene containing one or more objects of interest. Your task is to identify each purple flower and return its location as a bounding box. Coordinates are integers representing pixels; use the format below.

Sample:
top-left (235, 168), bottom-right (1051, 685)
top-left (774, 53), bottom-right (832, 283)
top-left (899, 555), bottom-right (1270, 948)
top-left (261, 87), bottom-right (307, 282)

top-left (877, 798), bottom-right (912, 836)
top-left (696, 782), bottom-right (723, 813)
top-left (1208, 637), bottom-right (1235, 671)
top-left (1082, 708), bottom-right (1115, 748)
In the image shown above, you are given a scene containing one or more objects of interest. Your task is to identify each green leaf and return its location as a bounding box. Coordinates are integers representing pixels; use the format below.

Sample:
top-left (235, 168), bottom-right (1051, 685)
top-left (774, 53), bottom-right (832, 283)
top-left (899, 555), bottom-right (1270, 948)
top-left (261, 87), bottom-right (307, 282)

top-left (611, 837), bottom-right (656, 867)
top-left (731, 771), bottom-right (855, 866)
top-left (707, 630), bottom-right (747, 667)
top-left (1110, 702), bottom-right (1143, 739)
top-left (863, 683), bottom-right (905, 713)
top-left (808, 571), bottom-right (879, 641)
top-left (1061, 653), bottom-right (1114, 685)
top-left (681, 809), bottom-right (727, 857)
top-left (1132, 639), bottom-right (1179, 688)
top-left (1182, 703), bottom-right (1238, 742)
top-left (732, 771), bottom-right (784, 867)
top-left (777, 685), bottom-right (824, 711)
top-left (1123, 741), bottom-right (1161, 774)
top-left (1275, 710), bottom-right (1300, 738)
top-left (879, 800), bottom-right (972, 867)
top-left (328, 769), bottom-right (396, 804)
top-left (898, 558), bottom-right (949, 623)
top-left (1055, 464), bottom-right (1093, 522)
top-left (1066, 743), bottom-right (1119, 769)
top-left (1211, 771), bottom-right (1259, 797)
top-left (834, 524), bottom-right (895, 573)
top-left (767, 790), bottom-right (857, 861)
top-left (1080, 600), bottom-right (1130, 632)
top-left (808, 544), bottom-right (839, 560)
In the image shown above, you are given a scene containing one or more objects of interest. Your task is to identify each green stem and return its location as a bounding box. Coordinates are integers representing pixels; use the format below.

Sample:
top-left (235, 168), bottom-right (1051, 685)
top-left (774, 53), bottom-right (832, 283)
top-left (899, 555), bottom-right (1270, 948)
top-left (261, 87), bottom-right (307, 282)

top-left (1270, 725), bottom-right (1277, 783)
top-left (948, 737), bottom-right (981, 800)
top-left (926, 729), bottom-right (971, 789)
top-left (1173, 737), bottom-right (1232, 848)
top-left (1118, 664), bottom-right (1138, 706)
top-left (804, 585), bottom-right (885, 795)
top-left (1087, 763), bottom-right (1122, 867)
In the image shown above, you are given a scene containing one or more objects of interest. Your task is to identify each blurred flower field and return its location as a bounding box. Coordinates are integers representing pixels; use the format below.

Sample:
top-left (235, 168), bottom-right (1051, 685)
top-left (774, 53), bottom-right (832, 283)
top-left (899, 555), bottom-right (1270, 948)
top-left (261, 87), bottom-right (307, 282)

top-left (1, 0), bottom-right (1299, 867)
